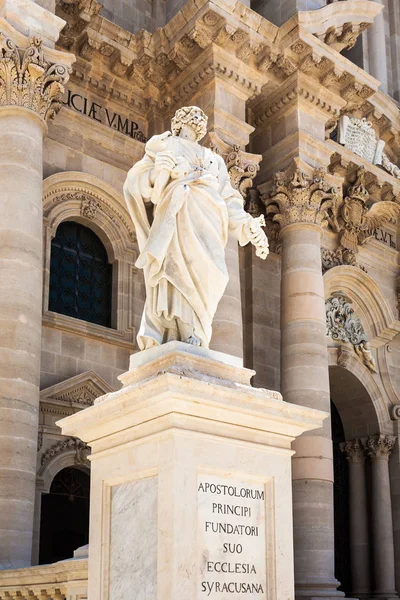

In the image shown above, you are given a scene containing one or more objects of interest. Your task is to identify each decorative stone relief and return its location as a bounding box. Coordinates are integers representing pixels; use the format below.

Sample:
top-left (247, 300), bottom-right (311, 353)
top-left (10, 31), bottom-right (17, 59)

top-left (341, 438), bottom-right (366, 463)
top-left (364, 435), bottom-right (396, 460)
top-left (44, 190), bottom-right (137, 244)
top-left (321, 247), bottom-right (367, 272)
top-left (0, 35), bottom-right (71, 120)
top-left (327, 168), bottom-right (400, 266)
top-left (326, 293), bottom-right (377, 373)
top-left (264, 166), bottom-right (340, 229)
top-left (208, 132), bottom-right (261, 200)
top-left (40, 371), bottom-right (114, 407)
top-left (81, 197), bottom-right (100, 220)
top-left (41, 437), bottom-right (90, 468)
top-left (337, 115), bottom-right (400, 180)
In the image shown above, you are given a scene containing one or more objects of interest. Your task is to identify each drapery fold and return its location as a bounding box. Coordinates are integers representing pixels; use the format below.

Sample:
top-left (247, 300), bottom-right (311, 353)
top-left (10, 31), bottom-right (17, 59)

top-left (124, 135), bottom-right (252, 349)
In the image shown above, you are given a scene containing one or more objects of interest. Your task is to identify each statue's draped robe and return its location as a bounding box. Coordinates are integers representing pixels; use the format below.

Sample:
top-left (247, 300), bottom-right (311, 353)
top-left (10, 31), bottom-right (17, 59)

top-left (124, 135), bottom-right (252, 349)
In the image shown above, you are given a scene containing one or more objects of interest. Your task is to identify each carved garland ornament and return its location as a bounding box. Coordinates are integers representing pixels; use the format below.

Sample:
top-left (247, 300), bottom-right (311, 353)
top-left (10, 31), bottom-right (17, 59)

top-left (41, 437), bottom-right (91, 468)
top-left (0, 35), bottom-right (70, 120)
top-left (326, 294), bottom-right (377, 373)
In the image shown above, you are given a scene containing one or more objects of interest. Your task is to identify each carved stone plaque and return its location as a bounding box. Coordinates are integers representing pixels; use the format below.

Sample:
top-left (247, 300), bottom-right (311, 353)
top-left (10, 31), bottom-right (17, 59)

top-left (197, 474), bottom-right (266, 598)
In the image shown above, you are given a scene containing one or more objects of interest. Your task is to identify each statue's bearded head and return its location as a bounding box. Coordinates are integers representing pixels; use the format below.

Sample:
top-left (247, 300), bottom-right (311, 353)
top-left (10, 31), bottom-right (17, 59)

top-left (171, 106), bottom-right (208, 141)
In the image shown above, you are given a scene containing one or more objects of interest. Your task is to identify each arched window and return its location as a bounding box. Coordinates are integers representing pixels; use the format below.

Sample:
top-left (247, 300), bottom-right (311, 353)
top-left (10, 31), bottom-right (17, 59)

top-left (49, 221), bottom-right (112, 327)
top-left (39, 466), bottom-right (90, 564)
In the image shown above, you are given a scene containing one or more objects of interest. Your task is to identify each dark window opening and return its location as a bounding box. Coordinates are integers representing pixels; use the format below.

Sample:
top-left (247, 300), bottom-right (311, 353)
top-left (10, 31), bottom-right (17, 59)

top-left (39, 467), bottom-right (90, 565)
top-left (49, 221), bottom-right (112, 327)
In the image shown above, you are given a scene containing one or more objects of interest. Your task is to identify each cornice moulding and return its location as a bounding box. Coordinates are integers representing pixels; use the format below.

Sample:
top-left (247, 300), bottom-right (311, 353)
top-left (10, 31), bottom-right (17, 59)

top-left (0, 17), bottom-right (75, 67)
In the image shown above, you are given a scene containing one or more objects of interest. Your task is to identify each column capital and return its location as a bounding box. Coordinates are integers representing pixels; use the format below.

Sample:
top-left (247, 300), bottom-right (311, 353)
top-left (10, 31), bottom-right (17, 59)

top-left (0, 32), bottom-right (73, 121)
top-left (365, 435), bottom-right (397, 461)
top-left (341, 438), bottom-right (366, 463)
top-left (263, 161), bottom-right (341, 230)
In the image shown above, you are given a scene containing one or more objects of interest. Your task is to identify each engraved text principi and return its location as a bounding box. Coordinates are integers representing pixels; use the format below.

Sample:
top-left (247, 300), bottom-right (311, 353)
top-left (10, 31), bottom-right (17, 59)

top-left (198, 475), bottom-right (266, 598)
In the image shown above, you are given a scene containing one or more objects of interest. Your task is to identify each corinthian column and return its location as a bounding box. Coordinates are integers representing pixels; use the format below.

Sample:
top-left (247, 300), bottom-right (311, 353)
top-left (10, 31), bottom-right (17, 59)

top-left (0, 9), bottom-right (73, 567)
top-left (365, 435), bottom-right (398, 599)
top-left (265, 164), bottom-right (342, 599)
top-left (341, 439), bottom-right (370, 597)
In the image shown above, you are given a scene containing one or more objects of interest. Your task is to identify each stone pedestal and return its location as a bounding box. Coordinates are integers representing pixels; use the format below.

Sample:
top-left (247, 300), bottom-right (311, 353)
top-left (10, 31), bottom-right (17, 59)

top-left (58, 342), bottom-right (327, 600)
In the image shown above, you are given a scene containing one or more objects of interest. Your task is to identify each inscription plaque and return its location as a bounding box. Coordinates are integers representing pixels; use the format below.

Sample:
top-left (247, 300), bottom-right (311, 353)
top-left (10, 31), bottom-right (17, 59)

top-left (198, 474), bottom-right (266, 598)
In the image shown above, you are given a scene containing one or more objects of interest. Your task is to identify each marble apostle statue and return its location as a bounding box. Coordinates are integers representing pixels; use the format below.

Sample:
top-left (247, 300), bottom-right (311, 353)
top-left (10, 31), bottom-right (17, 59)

top-left (124, 106), bottom-right (269, 350)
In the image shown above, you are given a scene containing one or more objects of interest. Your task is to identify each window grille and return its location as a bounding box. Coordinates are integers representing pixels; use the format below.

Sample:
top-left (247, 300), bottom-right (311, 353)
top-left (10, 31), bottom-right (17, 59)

top-left (49, 221), bottom-right (112, 327)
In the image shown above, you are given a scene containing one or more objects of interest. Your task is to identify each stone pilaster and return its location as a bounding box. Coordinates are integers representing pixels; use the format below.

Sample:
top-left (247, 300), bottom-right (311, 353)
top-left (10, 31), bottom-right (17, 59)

top-left (264, 163), bottom-right (342, 599)
top-left (0, 8), bottom-right (74, 567)
top-left (365, 435), bottom-right (398, 599)
top-left (208, 132), bottom-right (261, 360)
top-left (341, 439), bottom-right (370, 597)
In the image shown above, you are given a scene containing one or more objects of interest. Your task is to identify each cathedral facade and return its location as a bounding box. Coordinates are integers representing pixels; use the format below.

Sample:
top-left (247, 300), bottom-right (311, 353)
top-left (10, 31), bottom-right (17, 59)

top-left (0, 0), bottom-right (400, 597)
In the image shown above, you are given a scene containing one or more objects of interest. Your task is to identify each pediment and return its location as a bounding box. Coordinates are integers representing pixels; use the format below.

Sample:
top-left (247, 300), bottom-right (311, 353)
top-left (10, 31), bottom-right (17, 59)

top-left (40, 371), bottom-right (114, 407)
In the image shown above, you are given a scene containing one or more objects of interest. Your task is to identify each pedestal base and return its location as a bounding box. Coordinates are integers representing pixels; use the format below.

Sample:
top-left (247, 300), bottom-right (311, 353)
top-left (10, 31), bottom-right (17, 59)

top-left (58, 342), bottom-right (328, 600)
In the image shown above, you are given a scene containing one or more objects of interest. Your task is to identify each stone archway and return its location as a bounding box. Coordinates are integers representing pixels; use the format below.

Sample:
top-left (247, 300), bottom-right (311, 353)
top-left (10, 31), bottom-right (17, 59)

top-left (328, 363), bottom-right (397, 598)
top-left (329, 364), bottom-right (381, 597)
top-left (38, 465), bottom-right (90, 565)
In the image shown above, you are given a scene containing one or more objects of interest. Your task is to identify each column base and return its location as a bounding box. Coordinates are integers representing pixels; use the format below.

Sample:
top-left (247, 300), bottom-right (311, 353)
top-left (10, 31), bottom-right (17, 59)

top-left (295, 581), bottom-right (345, 599)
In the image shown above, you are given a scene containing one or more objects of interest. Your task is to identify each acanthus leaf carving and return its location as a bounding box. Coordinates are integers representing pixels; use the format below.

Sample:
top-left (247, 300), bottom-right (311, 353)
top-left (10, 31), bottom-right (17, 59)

top-left (0, 34), bottom-right (71, 120)
top-left (341, 438), bottom-right (366, 463)
top-left (364, 435), bottom-right (396, 460)
top-left (264, 166), bottom-right (340, 229)
top-left (326, 293), bottom-right (377, 373)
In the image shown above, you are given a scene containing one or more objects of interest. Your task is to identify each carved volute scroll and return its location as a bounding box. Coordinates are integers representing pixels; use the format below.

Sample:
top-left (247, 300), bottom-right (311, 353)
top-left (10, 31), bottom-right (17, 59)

top-left (0, 34), bottom-right (71, 120)
top-left (264, 166), bottom-right (340, 230)
top-left (326, 293), bottom-right (377, 373)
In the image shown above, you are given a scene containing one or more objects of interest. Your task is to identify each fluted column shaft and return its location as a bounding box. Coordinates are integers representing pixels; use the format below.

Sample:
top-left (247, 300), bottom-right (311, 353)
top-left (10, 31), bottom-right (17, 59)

top-left (267, 167), bottom-right (342, 598)
top-left (0, 27), bottom-right (72, 567)
top-left (366, 435), bottom-right (398, 598)
top-left (342, 439), bottom-right (370, 596)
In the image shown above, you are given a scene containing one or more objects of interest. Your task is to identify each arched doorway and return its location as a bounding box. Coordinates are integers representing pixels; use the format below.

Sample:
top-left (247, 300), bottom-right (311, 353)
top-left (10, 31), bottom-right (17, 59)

top-left (329, 363), bottom-right (381, 597)
top-left (39, 466), bottom-right (90, 564)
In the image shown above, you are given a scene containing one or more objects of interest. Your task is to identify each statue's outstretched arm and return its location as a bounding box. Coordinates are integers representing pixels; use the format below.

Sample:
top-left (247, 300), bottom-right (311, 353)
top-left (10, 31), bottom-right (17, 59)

top-left (217, 155), bottom-right (269, 260)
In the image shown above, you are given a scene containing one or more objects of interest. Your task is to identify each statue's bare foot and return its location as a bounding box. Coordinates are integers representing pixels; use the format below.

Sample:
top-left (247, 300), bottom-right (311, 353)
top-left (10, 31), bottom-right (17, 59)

top-left (184, 335), bottom-right (201, 346)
